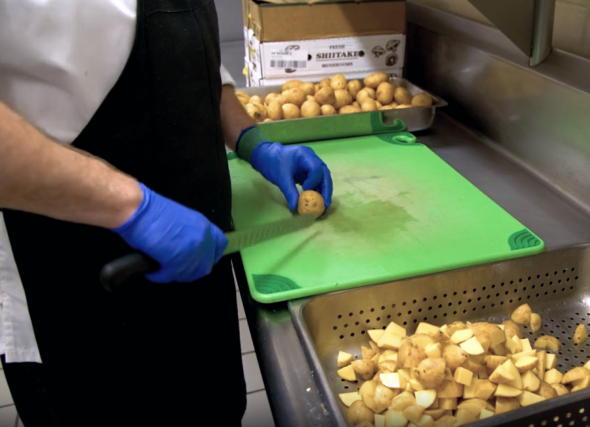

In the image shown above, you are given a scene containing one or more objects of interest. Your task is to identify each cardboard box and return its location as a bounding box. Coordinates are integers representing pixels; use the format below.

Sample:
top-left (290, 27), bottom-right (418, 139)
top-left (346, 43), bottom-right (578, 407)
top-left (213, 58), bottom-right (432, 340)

top-left (245, 33), bottom-right (406, 81)
top-left (245, 60), bottom-right (403, 87)
top-left (243, 0), bottom-right (406, 42)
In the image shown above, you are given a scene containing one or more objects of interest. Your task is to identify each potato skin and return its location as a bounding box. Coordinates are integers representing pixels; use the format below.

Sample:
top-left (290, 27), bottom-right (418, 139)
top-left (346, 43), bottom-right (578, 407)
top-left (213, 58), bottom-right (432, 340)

top-left (300, 82), bottom-right (316, 96)
top-left (376, 82), bottom-right (395, 105)
top-left (321, 104), bottom-right (337, 116)
top-left (334, 89), bottom-right (353, 109)
top-left (298, 190), bottom-right (326, 218)
top-left (361, 99), bottom-right (378, 112)
top-left (267, 101), bottom-right (283, 121)
top-left (346, 80), bottom-right (363, 99)
top-left (319, 77), bottom-right (332, 88)
top-left (284, 88), bottom-right (306, 107)
top-left (315, 87), bottom-right (336, 106)
top-left (339, 105), bottom-right (361, 114)
top-left (244, 103), bottom-right (267, 122)
top-left (412, 92), bottom-right (433, 107)
top-left (364, 72), bottom-right (389, 89)
top-left (281, 103), bottom-right (301, 119)
top-left (264, 92), bottom-right (281, 106)
top-left (281, 80), bottom-right (303, 92)
top-left (301, 100), bottom-right (321, 118)
top-left (249, 95), bottom-right (264, 106)
top-left (356, 88), bottom-right (376, 104)
top-left (394, 87), bottom-right (413, 105)
top-left (414, 357), bottom-right (446, 389)
top-left (330, 73), bottom-right (348, 90)
top-left (347, 401), bottom-right (374, 426)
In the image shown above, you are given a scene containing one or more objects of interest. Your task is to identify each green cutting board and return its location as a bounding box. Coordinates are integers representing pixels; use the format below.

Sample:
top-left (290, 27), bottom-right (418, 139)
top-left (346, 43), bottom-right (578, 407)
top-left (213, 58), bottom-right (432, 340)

top-left (229, 133), bottom-right (544, 304)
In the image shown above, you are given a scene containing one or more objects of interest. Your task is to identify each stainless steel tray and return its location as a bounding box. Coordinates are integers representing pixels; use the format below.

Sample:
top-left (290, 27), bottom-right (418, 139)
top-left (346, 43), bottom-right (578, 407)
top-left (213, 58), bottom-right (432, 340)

top-left (290, 243), bottom-right (590, 427)
top-left (238, 78), bottom-right (447, 144)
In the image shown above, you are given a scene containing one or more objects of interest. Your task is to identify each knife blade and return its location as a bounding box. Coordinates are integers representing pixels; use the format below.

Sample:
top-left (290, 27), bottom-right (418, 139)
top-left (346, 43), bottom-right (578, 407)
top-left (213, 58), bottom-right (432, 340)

top-left (100, 214), bottom-right (315, 292)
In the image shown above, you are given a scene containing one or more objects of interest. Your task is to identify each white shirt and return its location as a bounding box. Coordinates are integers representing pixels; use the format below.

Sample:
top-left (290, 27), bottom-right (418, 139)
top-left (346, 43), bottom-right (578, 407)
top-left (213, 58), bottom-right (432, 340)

top-left (0, 0), bottom-right (236, 363)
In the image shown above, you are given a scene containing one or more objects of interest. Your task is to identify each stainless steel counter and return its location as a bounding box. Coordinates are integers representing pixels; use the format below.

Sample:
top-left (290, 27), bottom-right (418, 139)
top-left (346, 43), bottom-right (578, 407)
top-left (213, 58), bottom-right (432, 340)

top-left (234, 112), bottom-right (590, 427)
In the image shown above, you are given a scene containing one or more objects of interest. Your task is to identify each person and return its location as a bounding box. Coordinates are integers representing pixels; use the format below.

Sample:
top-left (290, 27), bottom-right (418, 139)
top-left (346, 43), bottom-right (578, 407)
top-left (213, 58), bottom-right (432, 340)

top-left (0, 1), bottom-right (332, 426)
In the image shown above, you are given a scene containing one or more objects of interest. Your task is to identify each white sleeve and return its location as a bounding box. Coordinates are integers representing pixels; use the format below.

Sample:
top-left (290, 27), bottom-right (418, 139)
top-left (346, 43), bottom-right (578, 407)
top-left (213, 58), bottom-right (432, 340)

top-left (220, 63), bottom-right (237, 88)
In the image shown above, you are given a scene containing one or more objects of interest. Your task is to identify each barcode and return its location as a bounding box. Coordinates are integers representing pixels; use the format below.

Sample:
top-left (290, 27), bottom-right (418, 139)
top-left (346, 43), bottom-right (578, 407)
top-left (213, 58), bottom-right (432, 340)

top-left (270, 60), bottom-right (307, 69)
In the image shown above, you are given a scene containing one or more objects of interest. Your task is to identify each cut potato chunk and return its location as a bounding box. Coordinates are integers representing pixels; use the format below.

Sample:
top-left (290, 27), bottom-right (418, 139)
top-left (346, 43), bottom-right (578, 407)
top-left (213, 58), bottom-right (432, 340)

top-left (347, 400), bottom-right (374, 426)
top-left (552, 384), bottom-right (569, 396)
top-left (424, 342), bottom-right (442, 359)
top-left (416, 322), bottom-right (441, 336)
top-left (544, 368), bottom-right (563, 385)
top-left (460, 337), bottom-right (485, 355)
top-left (415, 390), bottom-right (437, 408)
top-left (381, 373), bottom-right (407, 389)
top-left (511, 350), bottom-right (537, 360)
top-left (538, 380), bottom-right (558, 399)
top-left (562, 367), bottom-right (590, 384)
top-left (433, 415), bottom-right (457, 427)
top-left (423, 409), bottom-right (445, 421)
top-left (453, 367), bottom-right (473, 386)
top-left (489, 363), bottom-right (515, 384)
top-left (457, 398), bottom-right (487, 416)
top-left (530, 313), bottom-right (542, 332)
top-left (374, 413), bottom-right (385, 427)
top-left (536, 350), bottom-right (546, 381)
top-left (504, 336), bottom-right (518, 354)
top-left (436, 380), bottom-right (463, 398)
top-left (454, 409), bottom-right (476, 426)
top-left (511, 304), bottom-right (532, 325)
top-left (403, 405), bottom-right (425, 424)
top-left (516, 390), bottom-right (546, 407)
top-left (486, 355), bottom-right (508, 370)
top-left (515, 356), bottom-right (539, 374)
top-left (480, 408), bottom-right (494, 419)
top-left (368, 329), bottom-right (385, 343)
top-left (338, 351), bottom-right (354, 368)
top-left (338, 365), bottom-right (356, 381)
top-left (504, 359), bottom-right (524, 390)
top-left (362, 346), bottom-right (376, 360)
top-left (571, 375), bottom-right (590, 391)
top-left (474, 380), bottom-right (497, 400)
top-left (521, 370), bottom-right (540, 392)
top-left (339, 391), bottom-right (362, 407)
top-left (495, 397), bottom-right (521, 414)
top-left (416, 414), bottom-right (434, 427)
top-left (520, 339), bottom-right (533, 352)
top-left (383, 409), bottom-right (408, 427)
top-left (374, 384), bottom-right (397, 413)
top-left (573, 324), bottom-right (589, 345)
top-left (534, 335), bottom-right (561, 351)
top-left (438, 397), bottom-right (457, 410)
top-left (545, 353), bottom-right (557, 370)
top-left (489, 329), bottom-right (506, 347)
top-left (378, 332), bottom-right (404, 351)
top-left (385, 321), bottom-right (408, 337)
top-left (495, 384), bottom-right (523, 397)
top-left (451, 329), bottom-right (473, 344)
top-left (462, 378), bottom-right (479, 399)
top-left (352, 359), bottom-right (377, 380)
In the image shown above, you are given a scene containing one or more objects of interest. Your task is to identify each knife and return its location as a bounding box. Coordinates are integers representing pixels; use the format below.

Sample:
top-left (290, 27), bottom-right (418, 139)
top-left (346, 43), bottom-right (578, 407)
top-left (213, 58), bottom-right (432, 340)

top-left (100, 214), bottom-right (315, 292)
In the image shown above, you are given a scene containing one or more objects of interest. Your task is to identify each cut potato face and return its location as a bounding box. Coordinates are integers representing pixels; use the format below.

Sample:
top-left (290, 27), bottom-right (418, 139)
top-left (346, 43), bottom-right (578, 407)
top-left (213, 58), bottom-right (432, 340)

top-left (573, 324), bottom-right (589, 344)
top-left (339, 391), bottom-right (362, 407)
top-left (338, 351), bottom-right (354, 368)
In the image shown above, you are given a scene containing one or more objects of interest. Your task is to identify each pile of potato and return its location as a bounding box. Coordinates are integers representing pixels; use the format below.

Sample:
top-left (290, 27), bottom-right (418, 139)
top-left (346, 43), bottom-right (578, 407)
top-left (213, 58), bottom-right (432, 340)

top-left (236, 73), bottom-right (434, 123)
top-left (336, 303), bottom-right (590, 427)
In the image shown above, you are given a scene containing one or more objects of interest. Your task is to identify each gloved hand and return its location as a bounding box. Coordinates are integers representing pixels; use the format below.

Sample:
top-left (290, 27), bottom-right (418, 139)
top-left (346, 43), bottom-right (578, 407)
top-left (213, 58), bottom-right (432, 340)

top-left (235, 125), bottom-right (333, 212)
top-left (112, 183), bottom-right (228, 283)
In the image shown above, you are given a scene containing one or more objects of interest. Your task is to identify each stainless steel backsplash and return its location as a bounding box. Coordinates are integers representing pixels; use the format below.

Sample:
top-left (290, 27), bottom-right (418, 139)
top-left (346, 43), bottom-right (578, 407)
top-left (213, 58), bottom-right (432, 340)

top-left (406, 3), bottom-right (590, 214)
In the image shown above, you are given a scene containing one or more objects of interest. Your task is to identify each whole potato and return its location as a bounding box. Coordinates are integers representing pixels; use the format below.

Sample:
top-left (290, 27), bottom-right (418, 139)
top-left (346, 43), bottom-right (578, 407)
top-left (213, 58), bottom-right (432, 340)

top-left (333, 89), bottom-right (353, 109)
top-left (390, 101), bottom-right (399, 108)
top-left (412, 93), bottom-right (434, 107)
top-left (339, 105), bottom-right (361, 114)
top-left (235, 91), bottom-right (249, 99)
top-left (352, 101), bottom-right (360, 109)
top-left (396, 104), bottom-right (412, 109)
top-left (319, 77), bottom-right (331, 88)
top-left (321, 104), bottom-right (337, 116)
top-left (314, 83), bottom-right (321, 94)
top-left (394, 87), bottom-right (413, 105)
top-left (236, 91), bottom-right (250, 106)
top-left (330, 73), bottom-right (347, 90)
top-left (306, 95), bottom-right (316, 102)
top-left (244, 103), bottom-right (267, 122)
top-left (375, 101), bottom-right (383, 109)
top-left (364, 72), bottom-right (389, 89)
top-left (264, 92), bottom-right (281, 106)
top-left (301, 100), bottom-right (321, 118)
top-left (298, 190), bottom-right (325, 218)
top-left (282, 103), bottom-right (301, 119)
top-left (376, 82), bottom-right (395, 105)
top-left (346, 79), bottom-right (363, 100)
top-left (281, 80), bottom-right (303, 92)
top-left (300, 82), bottom-right (316, 96)
top-left (284, 88), bottom-right (306, 107)
top-left (356, 88), bottom-right (376, 104)
top-left (380, 105), bottom-right (395, 110)
top-left (315, 87), bottom-right (336, 106)
top-left (267, 101), bottom-right (283, 121)
top-left (361, 98), bottom-right (378, 112)
top-left (249, 95), bottom-right (264, 106)
top-left (263, 118), bottom-right (273, 122)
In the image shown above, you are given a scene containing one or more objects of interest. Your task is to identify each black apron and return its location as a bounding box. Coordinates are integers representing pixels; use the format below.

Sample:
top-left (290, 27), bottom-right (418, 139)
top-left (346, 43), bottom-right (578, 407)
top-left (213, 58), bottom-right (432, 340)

top-left (2, 1), bottom-right (246, 425)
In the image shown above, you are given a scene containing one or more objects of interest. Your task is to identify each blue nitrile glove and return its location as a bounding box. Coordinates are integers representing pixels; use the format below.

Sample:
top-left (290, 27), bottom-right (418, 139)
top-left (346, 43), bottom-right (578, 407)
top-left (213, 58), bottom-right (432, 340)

top-left (112, 183), bottom-right (228, 284)
top-left (236, 126), bottom-right (333, 212)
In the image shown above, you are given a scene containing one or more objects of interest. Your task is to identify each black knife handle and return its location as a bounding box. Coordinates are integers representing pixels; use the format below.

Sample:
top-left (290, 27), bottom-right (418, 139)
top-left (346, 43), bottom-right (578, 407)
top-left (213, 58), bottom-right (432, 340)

top-left (100, 253), bottom-right (159, 292)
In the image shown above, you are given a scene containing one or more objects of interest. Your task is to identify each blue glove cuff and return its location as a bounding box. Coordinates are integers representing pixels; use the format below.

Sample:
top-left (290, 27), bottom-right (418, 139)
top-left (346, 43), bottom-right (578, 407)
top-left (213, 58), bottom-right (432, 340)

top-left (111, 182), bottom-right (150, 234)
top-left (236, 125), bottom-right (268, 164)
